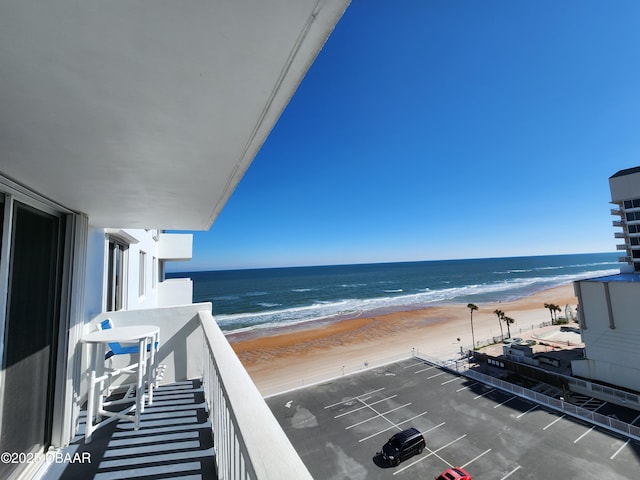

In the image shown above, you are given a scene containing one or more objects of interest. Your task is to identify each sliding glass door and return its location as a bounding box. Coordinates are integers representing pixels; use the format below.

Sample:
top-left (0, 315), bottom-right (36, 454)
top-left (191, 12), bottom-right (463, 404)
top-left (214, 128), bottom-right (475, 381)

top-left (107, 238), bottom-right (128, 311)
top-left (0, 201), bottom-right (65, 478)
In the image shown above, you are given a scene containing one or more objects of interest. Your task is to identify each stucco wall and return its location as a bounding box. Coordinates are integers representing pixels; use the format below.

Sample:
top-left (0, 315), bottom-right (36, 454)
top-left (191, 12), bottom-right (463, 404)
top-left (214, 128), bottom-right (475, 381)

top-left (84, 226), bottom-right (107, 321)
top-left (577, 279), bottom-right (640, 391)
top-left (572, 358), bottom-right (640, 393)
top-left (123, 228), bottom-right (160, 310)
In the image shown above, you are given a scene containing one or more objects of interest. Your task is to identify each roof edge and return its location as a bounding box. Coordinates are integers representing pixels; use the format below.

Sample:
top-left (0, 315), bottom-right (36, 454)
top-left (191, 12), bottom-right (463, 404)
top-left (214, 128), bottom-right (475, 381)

top-left (610, 166), bottom-right (640, 179)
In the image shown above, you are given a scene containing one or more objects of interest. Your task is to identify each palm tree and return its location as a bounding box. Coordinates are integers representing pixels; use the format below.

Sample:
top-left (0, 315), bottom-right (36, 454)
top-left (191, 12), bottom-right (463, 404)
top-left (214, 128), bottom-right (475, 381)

top-left (467, 303), bottom-right (478, 349)
top-left (544, 303), bottom-right (562, 324)
top-left (503, 315), bottom-right (515, 338)
top-left (493, 309), bottom-right (504, 340)
top-left (544, 303), bottom-right (555, 324)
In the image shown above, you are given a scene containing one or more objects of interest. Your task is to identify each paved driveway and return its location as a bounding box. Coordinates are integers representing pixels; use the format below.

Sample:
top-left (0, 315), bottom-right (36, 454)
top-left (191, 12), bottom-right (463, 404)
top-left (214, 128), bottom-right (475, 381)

top-left (267, 358), bottom-right (640, 479)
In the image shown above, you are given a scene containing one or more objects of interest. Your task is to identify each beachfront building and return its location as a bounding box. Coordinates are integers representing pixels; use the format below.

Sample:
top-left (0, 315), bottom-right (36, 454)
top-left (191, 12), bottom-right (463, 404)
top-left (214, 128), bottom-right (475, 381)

top-left (0, 2), bottom-right (350, 479)
top-left (611, 166), bottom-right (640, 273)
top-left (572, 166), bottom-right (640, 395)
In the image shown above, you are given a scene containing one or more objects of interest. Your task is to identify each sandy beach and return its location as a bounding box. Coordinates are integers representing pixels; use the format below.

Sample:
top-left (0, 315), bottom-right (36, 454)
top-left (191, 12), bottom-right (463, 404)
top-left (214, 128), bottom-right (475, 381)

top-left (228, 284), bottom-right (578, 396)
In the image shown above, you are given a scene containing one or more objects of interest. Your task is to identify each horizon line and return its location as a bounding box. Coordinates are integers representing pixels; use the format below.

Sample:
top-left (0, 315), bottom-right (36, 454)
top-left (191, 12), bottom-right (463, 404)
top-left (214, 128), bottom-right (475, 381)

top-left (166, 250), bottom-right (617, 275)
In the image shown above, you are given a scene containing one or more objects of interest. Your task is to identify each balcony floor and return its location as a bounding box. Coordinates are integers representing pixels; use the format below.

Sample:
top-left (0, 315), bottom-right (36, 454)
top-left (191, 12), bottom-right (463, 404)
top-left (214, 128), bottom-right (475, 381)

top-left (43, 379), bottom-right (215, 480)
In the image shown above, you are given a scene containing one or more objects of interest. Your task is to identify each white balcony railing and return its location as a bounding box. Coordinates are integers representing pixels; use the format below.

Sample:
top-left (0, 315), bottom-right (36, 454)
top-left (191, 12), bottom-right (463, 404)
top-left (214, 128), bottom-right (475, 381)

top-left (158, 233), bottom-right (193, 260)
top-left (157, 277), bottom-right (193, 306)
top-left (199, 311), bottom-right (313, 480)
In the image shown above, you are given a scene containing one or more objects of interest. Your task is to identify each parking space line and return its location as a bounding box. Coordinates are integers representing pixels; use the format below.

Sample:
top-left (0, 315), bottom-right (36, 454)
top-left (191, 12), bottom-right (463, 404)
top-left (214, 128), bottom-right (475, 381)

top-left (427, 372), bottom-right (446, 380)
top-left (358, 411), bottom-right (429, 442)
top-left (393, 434), bottom-right (467, 475)
top-left (573, 426), bottom-right (595, 443)
top-left (493, 395), bottom-right (518, 408)
top-left (334, 395), bottom-right (398, 418)
top-left (493, 395), bottom-right (517, 409)
top-left (501, 465), bottom-right (521, 479)
top-left (631, 413), bottom-right (640, 425)
top-left (357, 397), bottom-right (405, 430)
top-left (517, 405), bottom-right (538, 418)
top-left (441, 377), bottom-right (461, 385)
top-left (542, 414), bottom-right (566, 430)
top-left (423, 421), bottom-right (446, 433)
top-left (403, 361), bottom-right (428, 369)
top-left (461, 448), bottom-right (492, 469)
top-left (346, 403), bottom-right (411, 429)
top-left (610, 439), bottom-right (630, 460)
top-left (456, 381), bottom-right (479, 392)
top-left (576, 397), bottom-right (591, 407)
top-left (414, 366), bottom-right (436, 374)
top-left (323, 388), bottom-right (385, 409)
top-left (473, 388), bottom-right (495, 399)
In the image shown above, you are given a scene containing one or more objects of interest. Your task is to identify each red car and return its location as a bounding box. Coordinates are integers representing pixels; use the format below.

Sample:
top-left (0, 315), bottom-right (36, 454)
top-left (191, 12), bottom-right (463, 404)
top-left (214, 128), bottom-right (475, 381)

top-left (435, 467), bottom-right (472, 480)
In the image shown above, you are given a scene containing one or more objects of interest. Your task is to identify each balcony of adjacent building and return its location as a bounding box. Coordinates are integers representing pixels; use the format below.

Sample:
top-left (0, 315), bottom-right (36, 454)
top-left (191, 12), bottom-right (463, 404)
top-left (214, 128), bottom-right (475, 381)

top-left (157, 278), bottom-right (194, 307)
top-left (40, 305), bottom-right (313, 480)
top-left (158, 233), bottom-right (193, 262)
top-left (157, 233), bottom-right (194, 306)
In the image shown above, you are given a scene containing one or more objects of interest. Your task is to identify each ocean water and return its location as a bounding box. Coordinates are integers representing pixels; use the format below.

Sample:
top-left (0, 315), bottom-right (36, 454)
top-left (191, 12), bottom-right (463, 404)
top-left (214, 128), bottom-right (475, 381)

top-left (168, 252), bottom-right (619, 333)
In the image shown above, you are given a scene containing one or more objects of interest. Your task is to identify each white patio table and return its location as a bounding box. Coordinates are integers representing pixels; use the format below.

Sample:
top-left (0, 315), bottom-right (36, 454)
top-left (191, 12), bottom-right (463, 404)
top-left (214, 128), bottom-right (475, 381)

top-left (81, 324), bottom-right (159, 442)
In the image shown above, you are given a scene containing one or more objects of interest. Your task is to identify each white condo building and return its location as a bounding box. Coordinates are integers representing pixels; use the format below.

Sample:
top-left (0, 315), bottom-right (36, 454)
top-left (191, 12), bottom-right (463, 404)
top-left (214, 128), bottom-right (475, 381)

top-left (0, 2), bottom-right (350, 479)
top-left (572, 166), bottom-right (640, 394)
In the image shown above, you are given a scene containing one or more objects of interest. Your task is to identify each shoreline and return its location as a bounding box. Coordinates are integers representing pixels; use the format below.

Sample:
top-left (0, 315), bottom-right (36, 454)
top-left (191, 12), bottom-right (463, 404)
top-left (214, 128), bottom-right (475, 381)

top-left (224, 284), bottom-right (576, 343)
top-left (228, 283), bottom-right (578, 396)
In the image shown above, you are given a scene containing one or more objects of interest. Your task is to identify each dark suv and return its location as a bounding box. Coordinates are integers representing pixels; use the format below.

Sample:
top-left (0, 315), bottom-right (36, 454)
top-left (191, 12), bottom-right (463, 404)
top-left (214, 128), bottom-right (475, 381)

top-left (380, 427), bottom-right (425, 466)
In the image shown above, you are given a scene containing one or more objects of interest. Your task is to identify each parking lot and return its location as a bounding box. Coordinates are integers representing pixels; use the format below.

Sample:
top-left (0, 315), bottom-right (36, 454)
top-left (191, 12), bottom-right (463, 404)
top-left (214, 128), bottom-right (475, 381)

top-left (266, 358), bottom-right (640, 479)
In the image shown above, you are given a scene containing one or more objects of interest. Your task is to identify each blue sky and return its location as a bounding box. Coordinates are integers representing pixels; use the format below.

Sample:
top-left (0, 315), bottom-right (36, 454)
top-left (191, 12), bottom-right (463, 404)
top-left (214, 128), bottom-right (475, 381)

top-left (170, 1), bottom-right (640, 272)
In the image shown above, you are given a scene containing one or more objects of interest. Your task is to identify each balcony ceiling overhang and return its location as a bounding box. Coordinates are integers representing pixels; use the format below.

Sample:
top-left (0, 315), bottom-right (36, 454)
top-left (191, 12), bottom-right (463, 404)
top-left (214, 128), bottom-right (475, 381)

top-left (0, 1), bottom-right (349, 229)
